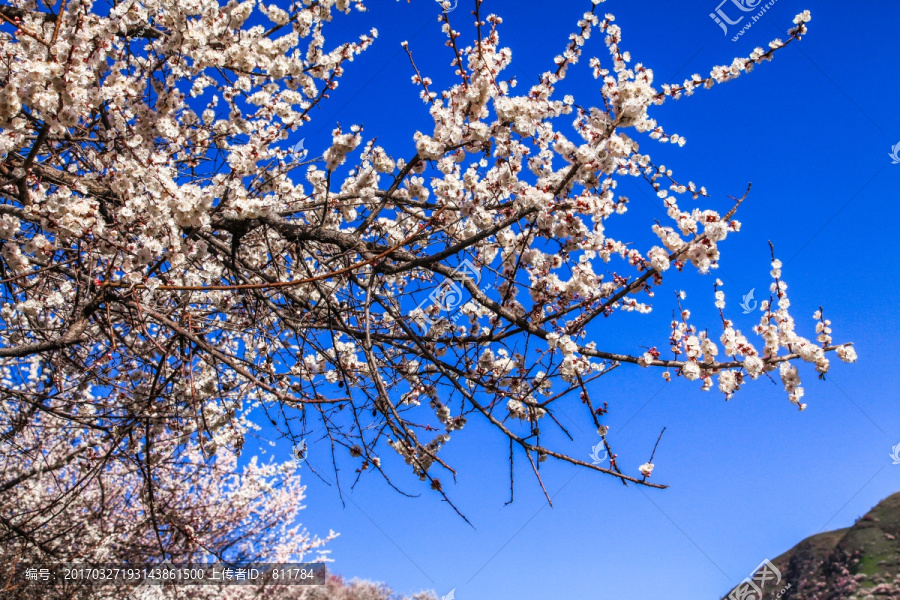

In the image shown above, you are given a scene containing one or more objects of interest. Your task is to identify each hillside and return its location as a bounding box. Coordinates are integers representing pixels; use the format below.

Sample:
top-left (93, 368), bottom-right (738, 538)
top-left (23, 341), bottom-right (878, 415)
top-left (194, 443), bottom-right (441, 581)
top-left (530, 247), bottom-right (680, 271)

top-left (723, 491), bottom-right (900, 599)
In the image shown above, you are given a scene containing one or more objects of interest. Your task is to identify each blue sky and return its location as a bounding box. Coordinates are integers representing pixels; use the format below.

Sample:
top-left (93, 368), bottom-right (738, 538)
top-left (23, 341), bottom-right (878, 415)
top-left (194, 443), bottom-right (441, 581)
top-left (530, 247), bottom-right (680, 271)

top-left (250, 1), bottom-right (900, 598)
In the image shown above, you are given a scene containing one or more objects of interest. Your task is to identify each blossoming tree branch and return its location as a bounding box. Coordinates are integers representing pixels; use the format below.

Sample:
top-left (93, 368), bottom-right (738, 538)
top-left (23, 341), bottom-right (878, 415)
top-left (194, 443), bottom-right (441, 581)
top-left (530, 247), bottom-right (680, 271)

top-left (0, 0), bottom-right (854, 573)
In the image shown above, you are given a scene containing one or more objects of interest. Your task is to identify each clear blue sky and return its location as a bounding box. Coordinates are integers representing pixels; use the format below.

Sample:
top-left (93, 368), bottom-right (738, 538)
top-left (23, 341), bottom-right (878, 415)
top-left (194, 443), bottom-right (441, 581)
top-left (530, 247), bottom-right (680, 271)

top-left (249, 1), bottom-right (900, 598)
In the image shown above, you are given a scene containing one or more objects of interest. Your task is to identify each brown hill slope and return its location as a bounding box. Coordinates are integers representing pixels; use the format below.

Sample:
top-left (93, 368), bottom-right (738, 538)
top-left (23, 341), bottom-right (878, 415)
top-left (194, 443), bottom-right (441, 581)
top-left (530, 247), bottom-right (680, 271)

top-left (723, 491), bottom-right (900, 599)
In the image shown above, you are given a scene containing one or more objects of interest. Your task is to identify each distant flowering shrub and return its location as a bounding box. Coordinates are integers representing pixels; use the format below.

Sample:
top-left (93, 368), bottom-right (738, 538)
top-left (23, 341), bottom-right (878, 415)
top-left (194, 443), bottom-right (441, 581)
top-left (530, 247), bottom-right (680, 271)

top-left (0, 0), bottom-right (850, 580)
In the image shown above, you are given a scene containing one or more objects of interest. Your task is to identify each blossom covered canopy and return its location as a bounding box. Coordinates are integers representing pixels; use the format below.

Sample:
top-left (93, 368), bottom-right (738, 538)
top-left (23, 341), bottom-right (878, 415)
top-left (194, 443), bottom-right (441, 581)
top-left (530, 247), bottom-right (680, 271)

top-left (0, 0), bottom-right (850, 578)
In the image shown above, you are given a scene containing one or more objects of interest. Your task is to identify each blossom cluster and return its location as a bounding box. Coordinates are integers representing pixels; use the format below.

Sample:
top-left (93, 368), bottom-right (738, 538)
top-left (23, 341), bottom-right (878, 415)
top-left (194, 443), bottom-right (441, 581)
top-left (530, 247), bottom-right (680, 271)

top-left (0, 0), bottom-right (850, 539)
